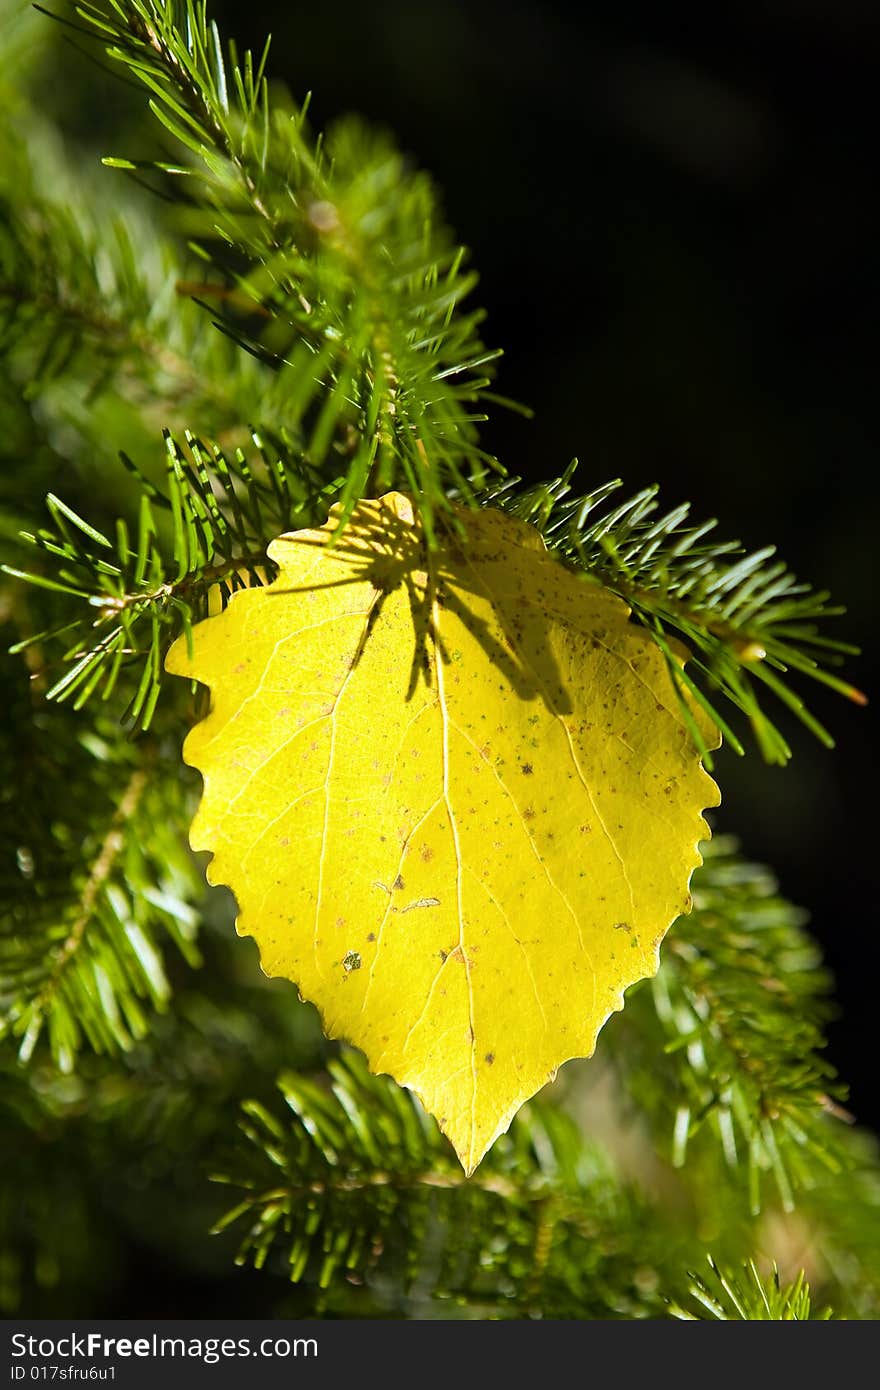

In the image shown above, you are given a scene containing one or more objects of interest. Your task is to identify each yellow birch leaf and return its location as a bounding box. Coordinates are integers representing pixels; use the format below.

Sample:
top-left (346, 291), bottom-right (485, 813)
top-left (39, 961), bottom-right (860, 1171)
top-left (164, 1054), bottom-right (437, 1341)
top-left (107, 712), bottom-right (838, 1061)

top-left (166, 493), bottom-right (720, 1173)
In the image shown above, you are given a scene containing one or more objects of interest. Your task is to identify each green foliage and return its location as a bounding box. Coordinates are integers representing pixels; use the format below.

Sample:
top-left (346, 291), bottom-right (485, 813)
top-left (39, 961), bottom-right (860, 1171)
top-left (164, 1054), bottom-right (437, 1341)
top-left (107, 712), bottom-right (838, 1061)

top-left (672, 1258), bottom-right (833, 1321)
top-left (0, 21), bottom-right (274, 465)
top-left (609, 837), bottom-right (847, 1213)
top-left (0, 0), bottom-right (875, 1323)
top-left (0, 971), bottom-right (325, 1316)
top-left (68, 0), bottom-right (506, 530)
top-left (210, 853), bottom-right (880, 1319)
top-left (0, 631), bottom-right (202, 1068)
top-left (4, 428), bottom-right (336, 729)
top-left (488, 466), bottom-right (863, 765)
top-left (3, 0), bottom-right (861, 767)
top-left (3, 1), bottom-right (860, 763)
top-left (214, 1050), bottom-right (691, 1317)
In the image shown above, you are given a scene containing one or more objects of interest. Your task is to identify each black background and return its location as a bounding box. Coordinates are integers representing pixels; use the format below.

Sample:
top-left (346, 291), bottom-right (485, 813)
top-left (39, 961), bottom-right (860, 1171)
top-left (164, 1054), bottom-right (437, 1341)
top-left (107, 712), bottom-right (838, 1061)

top-left (206, 0), bottom-right (879, 1127)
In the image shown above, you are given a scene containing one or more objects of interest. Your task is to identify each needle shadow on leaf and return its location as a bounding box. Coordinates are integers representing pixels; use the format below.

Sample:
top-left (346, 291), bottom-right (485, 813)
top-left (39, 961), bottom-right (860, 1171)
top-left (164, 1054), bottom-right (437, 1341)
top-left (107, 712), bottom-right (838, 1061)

top-left (262, 495), bottom-right (575, 713)
top-left (166, 492), bottom-right (718, 1175)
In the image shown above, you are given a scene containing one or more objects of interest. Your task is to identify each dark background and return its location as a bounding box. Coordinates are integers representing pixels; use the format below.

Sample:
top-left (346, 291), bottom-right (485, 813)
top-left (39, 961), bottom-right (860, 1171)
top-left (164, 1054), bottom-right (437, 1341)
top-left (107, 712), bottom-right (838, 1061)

top-left (205, 0), bottom-right (879, 1127)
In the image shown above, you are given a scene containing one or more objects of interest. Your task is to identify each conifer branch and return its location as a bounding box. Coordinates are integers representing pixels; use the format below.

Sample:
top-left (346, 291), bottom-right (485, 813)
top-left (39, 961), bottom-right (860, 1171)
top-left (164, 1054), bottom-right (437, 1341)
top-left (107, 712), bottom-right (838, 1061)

top-left (34, 762), bottom-right (149, 1010)
top-left (56, 0), bottom-right (505, 533)
top-left (671, 1257), bottom-right (833, 1320)
top-left (605, 838), bottom-right (853, 1213)
top-left (4, 3), bottom-right (856, 765)
top-left (1, 427), bottom-right (338, 728)
top-left (213, 1050), bottom-right (693, 1316)
top-left (0, 98), bottom-right (282, 452)
top-left (486, 467), bottom-right (863, 764)
top-left (5, 449), bottom-right (861, 762)
top-left (0, 616), bottom-right (203, 1067)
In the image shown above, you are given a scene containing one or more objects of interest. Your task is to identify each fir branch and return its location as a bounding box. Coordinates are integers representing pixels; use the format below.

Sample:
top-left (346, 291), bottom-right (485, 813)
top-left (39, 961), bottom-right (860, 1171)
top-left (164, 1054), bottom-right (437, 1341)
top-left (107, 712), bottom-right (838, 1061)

top-left (25, 763), bottom-right (148, 1030)
top-left (57, 0), bottom-right (506, 532)
top-left (671, 1257), bottom-right (833, 1320)
top-left (0, 615), bottom-right (203, 1068)
top-left (604, 837), bottom-right (850, 1214)
top-left (2, 428), bottom-right (338, 729)
top-left (6, 443), bottom-right (859, 761)
top-left (10, 5), bottom-right (855, 768)
top-left (213, 1050), bottom-right (694, 1317)
top-left (485, 466), bottom-right (863, 764)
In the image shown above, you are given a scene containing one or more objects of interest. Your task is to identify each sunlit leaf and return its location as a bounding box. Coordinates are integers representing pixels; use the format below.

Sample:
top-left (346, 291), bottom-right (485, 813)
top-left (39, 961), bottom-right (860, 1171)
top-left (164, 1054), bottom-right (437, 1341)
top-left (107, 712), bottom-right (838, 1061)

top-left (167, 493), bottom-right (719, 1171)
